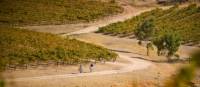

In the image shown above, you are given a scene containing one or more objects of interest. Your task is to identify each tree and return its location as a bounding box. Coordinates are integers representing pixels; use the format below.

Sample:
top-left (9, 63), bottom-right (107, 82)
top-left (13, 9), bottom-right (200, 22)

top-left (135, 18), bottom-right (155, 45)
top-left (153, 37), bottom-right (166, 56)
top-left (153, 32), bottom-right (181, 61)
top-left (146, 42), bottom-right (154, 56)
top-left (164, 33), bottom-right (181, 59)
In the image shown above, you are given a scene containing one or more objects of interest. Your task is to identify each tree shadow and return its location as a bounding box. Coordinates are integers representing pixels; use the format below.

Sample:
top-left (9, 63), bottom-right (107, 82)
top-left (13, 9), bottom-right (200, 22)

top-left (131, 56), bottom-right (189, 64)
top-left (109, 49), bottom-right (189, 64)
top-left (131, 56), bottom-right (168, 63)
top-left (110, 49), bottom-right (132, 53)
top-left (109, 49), bottom-right (146, 56)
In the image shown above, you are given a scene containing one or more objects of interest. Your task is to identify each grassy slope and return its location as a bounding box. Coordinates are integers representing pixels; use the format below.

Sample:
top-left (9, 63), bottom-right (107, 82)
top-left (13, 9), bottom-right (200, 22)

top-left (0, 27), bottom-right (117, 70)
top-left (97, 4), bottom-right (200, 44)
top-left (0, 0), bottom-right (123, 26)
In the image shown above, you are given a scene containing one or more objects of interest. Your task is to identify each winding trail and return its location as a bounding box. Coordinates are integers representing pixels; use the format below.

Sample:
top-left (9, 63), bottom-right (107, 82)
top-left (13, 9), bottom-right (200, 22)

top-left (11, 0), bottom-right (175, 82)
top-left (12, 53), bottom-right (152, 81)
top-left (9, 1), bottom-right (198, 85)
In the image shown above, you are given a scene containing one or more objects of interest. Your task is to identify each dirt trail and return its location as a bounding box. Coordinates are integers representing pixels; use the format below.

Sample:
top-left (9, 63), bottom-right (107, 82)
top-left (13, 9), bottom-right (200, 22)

top-left (11, 52), bottom-right (152, 82)
top-left (22, 0), bottom-right (166, 34)
top-left (11, 0), bottom-right (175, 82)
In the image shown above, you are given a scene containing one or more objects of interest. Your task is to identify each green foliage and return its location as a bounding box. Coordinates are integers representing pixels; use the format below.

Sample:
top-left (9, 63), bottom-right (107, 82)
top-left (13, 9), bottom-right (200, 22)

top-left (191, 50), bottom-right (200, 67)
top-left (165, 50), bottom-right (200, 87)
top-left (153, 32), bottom-right (181, 59)
top-left (0, 26), bottom-right (118, 70)
top-left (0, 79), bottom-right (4, 87)
top-left (164, 32), bottom-right (181, 57)
top-left (172, 66), bottom-right (195, 87)
top-left (0, 0), bottom-right (123, 26)
top-left (98, 4), bottom-right (200, 44)
top-left (153, 37), bottom-right (166, 56)
top-left (135, 18), bottom-right (155, 41)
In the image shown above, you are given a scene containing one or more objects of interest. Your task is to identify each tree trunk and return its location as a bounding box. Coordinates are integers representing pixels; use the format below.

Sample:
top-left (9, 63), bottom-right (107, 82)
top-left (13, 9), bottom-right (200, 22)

top-left (147, 48), bottom-right (149, 56)
top-left (167, 56), bottom-right (172, 62)
top-left (138, 40), bottom-right (142, 45)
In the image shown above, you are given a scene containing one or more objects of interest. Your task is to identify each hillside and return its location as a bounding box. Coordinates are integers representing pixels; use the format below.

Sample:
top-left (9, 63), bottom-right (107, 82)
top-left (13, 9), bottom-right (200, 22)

top-left (0, 27), bottom-right (117, 70)
top-left (97, 4), bottom-right (200, 44)
top-left (0, 0), bottom-right (123, 26)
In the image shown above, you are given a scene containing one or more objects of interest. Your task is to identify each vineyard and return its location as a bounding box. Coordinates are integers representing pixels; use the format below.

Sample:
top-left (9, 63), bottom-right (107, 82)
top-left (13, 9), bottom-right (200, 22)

top-left (0, 0), bottom-right (123, 26)
top-left (0, 27), bottom-right (117, 70)
top-left (97, 4), bottom-right (200, 44)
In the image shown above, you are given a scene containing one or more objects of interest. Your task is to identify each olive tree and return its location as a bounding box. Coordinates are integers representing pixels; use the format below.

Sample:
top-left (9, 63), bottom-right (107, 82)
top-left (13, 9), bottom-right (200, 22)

top-left (135, 18), bottom-right (156, 45)
top-left (153, 32), bottom-right (181, 61)
top-left (135, 18), bottom-right (156, 56)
